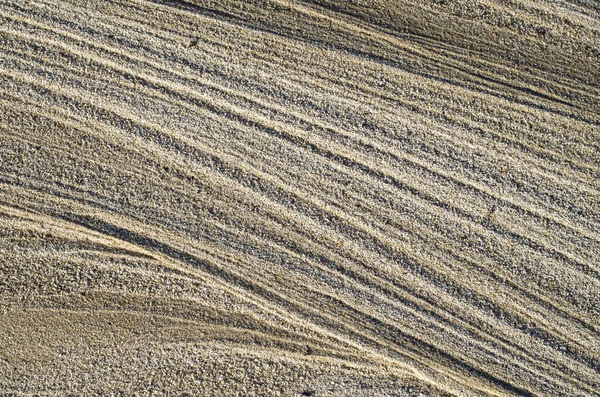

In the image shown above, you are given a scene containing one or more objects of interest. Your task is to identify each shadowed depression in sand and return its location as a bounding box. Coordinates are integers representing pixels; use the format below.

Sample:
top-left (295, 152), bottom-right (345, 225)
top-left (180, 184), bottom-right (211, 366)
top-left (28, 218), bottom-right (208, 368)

top-left (0, 0), bottom-right (599, 395)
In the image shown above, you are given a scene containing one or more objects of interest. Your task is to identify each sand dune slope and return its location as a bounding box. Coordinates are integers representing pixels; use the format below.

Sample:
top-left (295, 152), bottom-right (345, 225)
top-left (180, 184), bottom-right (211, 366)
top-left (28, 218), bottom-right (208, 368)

top-left (0, 0), bottom-right (599, 395)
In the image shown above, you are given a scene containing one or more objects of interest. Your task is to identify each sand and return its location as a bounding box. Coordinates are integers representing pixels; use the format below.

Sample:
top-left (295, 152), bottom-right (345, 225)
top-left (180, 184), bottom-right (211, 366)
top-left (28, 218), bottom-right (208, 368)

top-left (0, 0), bottom-right (599, 395)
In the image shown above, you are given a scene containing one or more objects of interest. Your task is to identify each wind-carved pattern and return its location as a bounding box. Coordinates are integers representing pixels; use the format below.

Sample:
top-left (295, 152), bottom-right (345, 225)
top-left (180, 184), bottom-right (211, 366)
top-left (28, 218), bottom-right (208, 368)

top-left (0, 0), bottom-right (598, 395)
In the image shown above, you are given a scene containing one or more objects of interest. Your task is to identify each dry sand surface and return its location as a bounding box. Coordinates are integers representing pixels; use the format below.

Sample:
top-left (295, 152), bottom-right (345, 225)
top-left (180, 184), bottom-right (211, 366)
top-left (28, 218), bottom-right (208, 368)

top-left (1, 0), bottom-right (599, 396)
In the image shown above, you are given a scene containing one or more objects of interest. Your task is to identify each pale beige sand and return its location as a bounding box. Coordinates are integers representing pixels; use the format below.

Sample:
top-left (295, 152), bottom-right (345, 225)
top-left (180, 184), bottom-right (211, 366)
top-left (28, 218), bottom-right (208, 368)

top-left (0, 0), bottom-right (599, 396)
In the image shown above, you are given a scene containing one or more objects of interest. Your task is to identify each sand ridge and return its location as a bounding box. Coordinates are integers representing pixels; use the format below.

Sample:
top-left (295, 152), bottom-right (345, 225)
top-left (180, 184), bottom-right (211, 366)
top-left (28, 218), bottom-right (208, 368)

top-left (0, 0), bottom-right (599, 395)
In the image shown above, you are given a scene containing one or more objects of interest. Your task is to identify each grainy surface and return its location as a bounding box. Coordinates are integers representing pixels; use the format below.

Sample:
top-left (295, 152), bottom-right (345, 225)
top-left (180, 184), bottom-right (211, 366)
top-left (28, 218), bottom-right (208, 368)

top-left (0, 0), bottom-right (599, 396)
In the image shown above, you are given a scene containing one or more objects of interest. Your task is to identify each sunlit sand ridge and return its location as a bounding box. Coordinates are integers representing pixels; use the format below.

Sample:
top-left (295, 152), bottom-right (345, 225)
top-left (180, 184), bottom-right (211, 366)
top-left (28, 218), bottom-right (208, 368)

top-left (0, 0), bottom-right (599, 395)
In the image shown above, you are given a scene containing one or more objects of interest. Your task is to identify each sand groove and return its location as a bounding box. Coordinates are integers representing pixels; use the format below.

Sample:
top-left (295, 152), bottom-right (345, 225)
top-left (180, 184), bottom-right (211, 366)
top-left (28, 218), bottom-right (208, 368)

top-left (1, 0), bottom-right (599, 396)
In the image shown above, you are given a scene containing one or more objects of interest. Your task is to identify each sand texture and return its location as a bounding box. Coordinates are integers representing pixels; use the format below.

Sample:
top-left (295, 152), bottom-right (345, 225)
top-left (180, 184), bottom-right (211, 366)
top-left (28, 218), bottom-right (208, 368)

top-left (0, 0), bottom-right (599, 396)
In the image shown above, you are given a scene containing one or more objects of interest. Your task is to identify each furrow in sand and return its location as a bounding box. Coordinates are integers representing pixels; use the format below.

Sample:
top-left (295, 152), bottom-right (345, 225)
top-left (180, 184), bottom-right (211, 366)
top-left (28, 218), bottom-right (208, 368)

top-left (2, 15), bottom-right (596, 246)
top-left (2, 79), bottom-right (596, 348)
top-left (285, 1), bottom-right (598, 108)
top-left (3, 156), bottom-right (596, 392)
top-left (2, 0), bottom-right (596, 181)
top-left (1, 163), bottom-right (552, 392)
top-left (2, 7), bottom-right (596, 238)
top-left (0, 202), bottom-right (382, 366)
top-left (2, 68), bottom-right (596, 384)
top-left (1, 0), bottom-right (599, 395)
top-left (2, 201), bottom-right (474, 395)
top-left (4, 48), bottom-right (600, 322)
top-left (2, 120), bottom-right (596, 392)
top-left (2, 46), bottom-right (598, 283)
top-left (3, 157), bottom-right (596, 390)
top-left (7, 64), bottom-right (599, 312)
top-left (0, 204), bottom-right (539, 396)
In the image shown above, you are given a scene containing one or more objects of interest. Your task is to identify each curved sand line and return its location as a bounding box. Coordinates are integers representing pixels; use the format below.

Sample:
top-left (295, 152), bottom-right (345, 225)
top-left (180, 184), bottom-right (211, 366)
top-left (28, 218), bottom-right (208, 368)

top-left (0, 0), bottom-right (599, 395)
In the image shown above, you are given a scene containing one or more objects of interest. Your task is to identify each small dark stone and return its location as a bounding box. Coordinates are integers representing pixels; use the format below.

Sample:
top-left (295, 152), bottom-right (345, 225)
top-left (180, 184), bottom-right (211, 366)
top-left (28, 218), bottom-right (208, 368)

top-left (301, 391), bottom-right (315, 396)
top-left (492, 307), bottom-right (503, 320)
top-left (188, 40), bottom-right (198, 48)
